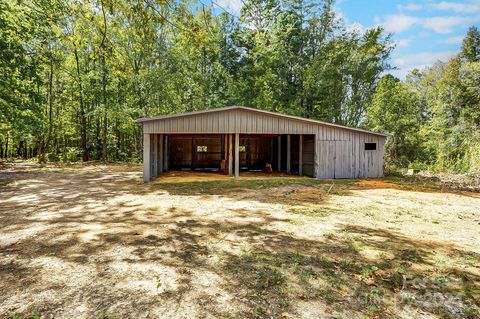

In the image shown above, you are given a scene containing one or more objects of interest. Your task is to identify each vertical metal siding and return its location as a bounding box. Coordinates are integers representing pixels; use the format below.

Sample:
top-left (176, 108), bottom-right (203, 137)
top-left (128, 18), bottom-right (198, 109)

top-left (142, 108), bottom-right (385, 178)
top-left (316, 140), bottom-right (335, 178)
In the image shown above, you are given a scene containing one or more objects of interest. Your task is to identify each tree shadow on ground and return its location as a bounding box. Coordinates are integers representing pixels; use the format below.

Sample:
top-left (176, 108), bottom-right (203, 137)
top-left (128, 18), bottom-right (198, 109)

top-left (0, 166), bottom-right (479, 318)
top-left (4, 209), bottom-right (479, 318)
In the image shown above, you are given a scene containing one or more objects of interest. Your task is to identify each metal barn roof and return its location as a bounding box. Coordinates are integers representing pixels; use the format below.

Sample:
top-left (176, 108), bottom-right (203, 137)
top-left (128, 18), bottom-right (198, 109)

top-left (138, 105), bottom-right (388, 137)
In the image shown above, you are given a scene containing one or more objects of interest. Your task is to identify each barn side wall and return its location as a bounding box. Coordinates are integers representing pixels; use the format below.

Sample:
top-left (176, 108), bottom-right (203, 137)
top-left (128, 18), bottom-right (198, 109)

top-left (314, 133), bottom-right (385, 178)
top-left (142, 108), bottom-right (386, 179)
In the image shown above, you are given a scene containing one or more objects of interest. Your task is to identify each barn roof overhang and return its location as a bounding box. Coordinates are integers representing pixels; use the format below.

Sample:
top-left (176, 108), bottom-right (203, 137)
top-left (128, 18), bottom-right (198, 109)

top-left (137, 105), bottom-right (389, 137)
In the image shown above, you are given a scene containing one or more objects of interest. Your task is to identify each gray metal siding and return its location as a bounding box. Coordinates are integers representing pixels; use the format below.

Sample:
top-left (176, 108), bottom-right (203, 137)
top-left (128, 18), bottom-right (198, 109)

top-left (142, 108), bottom-right (386, 178)
top-left (335, 141), bottom-right (353, 178)
top-left (143, 109), bottom-right (322, 134)
top-left (316, 141), bottom-right (335, 178)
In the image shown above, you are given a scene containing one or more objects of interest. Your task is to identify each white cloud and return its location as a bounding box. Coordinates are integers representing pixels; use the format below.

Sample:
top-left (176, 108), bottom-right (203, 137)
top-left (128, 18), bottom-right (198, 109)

top-left (346, 22), bottom-right (366, 34)
top-left (392, 51), bottom-right (456, 79)
top-left (396, 1), bottom-right (480, 14)
top-left (397, 4), bottom-right (423, 11)
top-left (431, 1), bottom-right (480, 13)
top-left (390, 69), bottom-right (412, 79)
top-left (381, 14), bottom-right (420, 33)
top-left (215, 0), bottom-right (243, 13)
top-left (336, 7), bottom-right (368, 34)
top-left (423, 16), bottom-right (472, 34)
top-left (378, 14), bottom-right (477, 34)
top-left (334, 8), bottom-right (346, 23)
top-left (394, 51), bottom-right (455, 67)
top-left (438, 35), bottom-right (464, 44)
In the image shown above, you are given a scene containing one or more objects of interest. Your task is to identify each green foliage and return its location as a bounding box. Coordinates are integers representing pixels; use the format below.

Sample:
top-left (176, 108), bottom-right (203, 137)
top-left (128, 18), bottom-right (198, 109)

top-left (8, 312), bottom-right (41, 319)
top-left (367, 74), bottom-right (424, 167)
top-left (366, 27), bottom-right (480, 174)
top-left (61, 147), bottom-right (83, 162)
top-left (0, 0), bottom-right (477, 176)
top-left (97, 310), bottom-right (116, 319)
top-left (426, 55), bottom-right (480, 173)
top-left (0, 0), bottom-right (392, 162)
top-left (462, 26), bottom-right (480, 63)
top-left (408, 160), bottom-right (429, 171)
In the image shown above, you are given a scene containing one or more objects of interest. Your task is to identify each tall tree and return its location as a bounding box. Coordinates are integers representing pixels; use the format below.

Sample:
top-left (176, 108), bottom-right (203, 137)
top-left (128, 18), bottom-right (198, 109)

top-left (461, 26), bottom-right (480, 63)
top-left (366, 75), bottom-right (423, 166)
top-left (0, 0), bottom-right (394, 163)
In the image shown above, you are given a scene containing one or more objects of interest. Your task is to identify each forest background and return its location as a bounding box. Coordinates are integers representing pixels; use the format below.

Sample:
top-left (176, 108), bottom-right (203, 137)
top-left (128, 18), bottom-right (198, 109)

top-left (1, 0), bottom-right (479, 174)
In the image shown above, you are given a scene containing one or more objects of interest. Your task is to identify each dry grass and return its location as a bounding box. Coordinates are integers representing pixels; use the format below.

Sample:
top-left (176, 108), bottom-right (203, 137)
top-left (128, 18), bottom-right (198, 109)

top-left (0, 163), bottom-right (479, 319)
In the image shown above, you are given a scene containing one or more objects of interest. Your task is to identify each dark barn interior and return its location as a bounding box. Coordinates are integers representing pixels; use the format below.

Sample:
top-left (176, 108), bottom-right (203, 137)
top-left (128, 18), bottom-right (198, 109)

top-left (167, 134), bottom-right (314, 176)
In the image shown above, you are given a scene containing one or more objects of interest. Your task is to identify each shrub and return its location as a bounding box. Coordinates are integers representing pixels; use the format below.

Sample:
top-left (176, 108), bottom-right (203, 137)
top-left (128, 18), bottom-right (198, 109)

top-left (408, 160), bottom-right (428, 171)
top-left (384, 164), bottom-right (405, 177)
top-left (61, 147), bottom-right (82, 162)
top-left (45, 152), bottom-right (60, 162)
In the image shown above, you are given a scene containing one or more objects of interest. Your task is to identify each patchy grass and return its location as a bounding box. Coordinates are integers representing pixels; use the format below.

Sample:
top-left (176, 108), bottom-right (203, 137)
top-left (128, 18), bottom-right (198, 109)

top-left (385, 174), bottom-right (480, 193)
top-left (8, 310), bottom-right (117, 319)
top-left (288, 206), bottom-right (341, 217)
top-left (0, 179), bottom-right (14, 186)
top-left (155, 175), bottom-right (354, 194)
top-left (7, 312), bottom-right (41, 319)
top-left (0, 165), bottom-right (479, 318)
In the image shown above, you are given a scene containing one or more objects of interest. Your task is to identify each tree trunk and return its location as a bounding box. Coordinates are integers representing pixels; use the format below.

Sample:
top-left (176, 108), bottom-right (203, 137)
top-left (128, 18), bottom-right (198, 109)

top-left (101, 0), bottom-right (108, 162)
top-left (45, 57), bottom-right (53, 156)
top-left (115, 120), bottom-right (120, 160)
top-left (5, 133), bottom-right (8, 160)
top-left (74, 46), bottom-right (88, 161)
top-left (102, 53), bottom-right (108, 162)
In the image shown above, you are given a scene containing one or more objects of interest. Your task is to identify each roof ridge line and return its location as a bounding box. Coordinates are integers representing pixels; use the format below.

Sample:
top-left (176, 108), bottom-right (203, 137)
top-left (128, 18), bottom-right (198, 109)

top-left (138, 105), bottom-right (389, 137)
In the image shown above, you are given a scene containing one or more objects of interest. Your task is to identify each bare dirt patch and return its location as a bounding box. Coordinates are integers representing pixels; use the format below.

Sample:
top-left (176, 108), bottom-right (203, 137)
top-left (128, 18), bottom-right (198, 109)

top-left (0, 164), bottom-right (479, 319)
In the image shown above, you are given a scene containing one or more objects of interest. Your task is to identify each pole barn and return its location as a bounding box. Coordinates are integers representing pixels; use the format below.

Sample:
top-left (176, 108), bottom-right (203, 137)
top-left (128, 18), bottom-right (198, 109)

top-left (138, 106), bottom-right (388, 182)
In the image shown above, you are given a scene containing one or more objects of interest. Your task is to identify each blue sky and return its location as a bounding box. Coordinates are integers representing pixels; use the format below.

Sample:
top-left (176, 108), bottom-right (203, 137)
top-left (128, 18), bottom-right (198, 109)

top-left (336, 0), bottom-right (480, 78)
top-left (214, 0), bottom-right (480, 79)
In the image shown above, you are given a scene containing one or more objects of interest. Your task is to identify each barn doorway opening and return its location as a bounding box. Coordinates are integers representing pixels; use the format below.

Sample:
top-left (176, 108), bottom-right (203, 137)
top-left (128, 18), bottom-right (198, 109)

top-left (169, 134), bottom-right (223, 170)
top-left (166, 133), bottom-right (314, 177)
top-left (238, 135), bottom-right (275, 171)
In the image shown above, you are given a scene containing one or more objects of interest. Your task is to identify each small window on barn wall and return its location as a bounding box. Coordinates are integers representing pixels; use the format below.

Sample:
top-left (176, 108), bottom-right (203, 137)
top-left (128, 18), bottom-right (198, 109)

top-left (365, 143), bottom-right (377, 151)
top-left (197, 145), bottom-right (208, 152)
top-left (239, 145), bottom-right (246, 152)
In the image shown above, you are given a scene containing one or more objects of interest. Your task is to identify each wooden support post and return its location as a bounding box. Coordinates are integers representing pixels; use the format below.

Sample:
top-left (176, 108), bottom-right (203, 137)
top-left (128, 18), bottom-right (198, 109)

top-left (277, 136), bottom-right (281, 172)
top-left (159, 133), bottom-right (164, 174)
top-left (223, 134), bottom-right (228, 173)
top-left (158, 134), bottom-right (162, 175)
top-left (314, 134), bottom-right (319, 178)
top-left (287, 134), bottom-right (291, 173)
top-left (228, 134), bottom-right (233, 176)
top-left (234, 133), bottom-right (240, 179)
top-left (143, 134), bottom-right (151, 182)
top-left (299, 135), bottom-right (303, 176)
top-left (191, 137), bottom-right (196, 170)
top-left (270, 139), bottom-right (274, 165)
top-left (152, 134), bottom-right (158, 177)
top-left (164, 135), bottom-right (168, 171)
top-left (151, 135), bottom-right (156, 178)
top-left (223, 134), bottom-right (227, 159)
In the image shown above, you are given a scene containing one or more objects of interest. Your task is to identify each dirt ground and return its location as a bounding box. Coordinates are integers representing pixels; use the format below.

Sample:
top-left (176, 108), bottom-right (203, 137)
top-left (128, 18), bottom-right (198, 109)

top-left (0, 163), bottom-right (479, 319)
